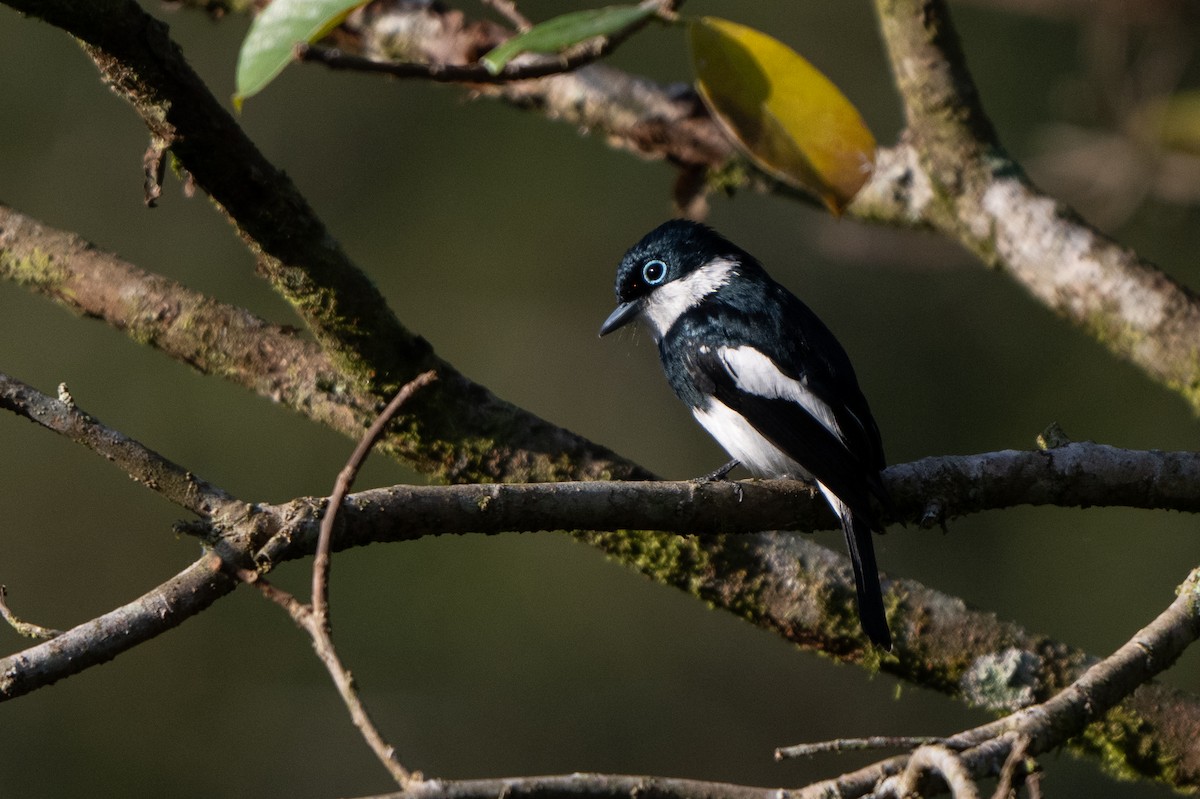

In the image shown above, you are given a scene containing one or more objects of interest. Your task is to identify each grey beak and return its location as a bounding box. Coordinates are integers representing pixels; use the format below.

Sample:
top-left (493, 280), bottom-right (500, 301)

top-left (599, 300), bottom-right (641, 337)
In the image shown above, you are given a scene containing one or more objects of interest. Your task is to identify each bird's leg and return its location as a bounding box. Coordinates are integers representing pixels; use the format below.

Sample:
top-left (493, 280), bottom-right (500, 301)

top-left (692, 459), bottom-right (743, 503)
top-left (693, 459), bottom-right (740, 483)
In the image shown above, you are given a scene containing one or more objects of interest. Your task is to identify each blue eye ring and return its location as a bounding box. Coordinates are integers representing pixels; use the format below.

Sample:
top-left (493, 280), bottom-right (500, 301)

top-left (642, 259), bottom-right (667, 285)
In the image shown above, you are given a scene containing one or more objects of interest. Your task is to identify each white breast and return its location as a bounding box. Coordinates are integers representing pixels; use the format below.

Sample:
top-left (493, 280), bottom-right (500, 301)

top-left (690, 345), bottom-right (844, 479)
top-left (692, 400), bottom-right (809, 479)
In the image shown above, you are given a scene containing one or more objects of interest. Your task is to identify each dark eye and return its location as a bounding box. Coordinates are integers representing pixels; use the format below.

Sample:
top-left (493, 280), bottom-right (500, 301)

top-left (642, 259), bottom-right (667, 285)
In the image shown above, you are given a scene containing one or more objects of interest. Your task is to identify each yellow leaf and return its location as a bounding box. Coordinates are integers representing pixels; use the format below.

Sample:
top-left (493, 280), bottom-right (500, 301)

top-left (688, 17), bottom-right (876, 213)
top-left (1155, 91), bottom-right (1200, 155)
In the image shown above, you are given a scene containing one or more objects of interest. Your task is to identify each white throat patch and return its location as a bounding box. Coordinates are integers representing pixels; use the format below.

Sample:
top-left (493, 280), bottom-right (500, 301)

top-left (641, 258), bottom-right (736, 339)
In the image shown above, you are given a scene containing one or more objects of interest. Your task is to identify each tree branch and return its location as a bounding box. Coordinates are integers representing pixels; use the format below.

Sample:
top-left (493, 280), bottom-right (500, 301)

top-left (862, 0), bottom-right (1200, 412)
top-left (366, 773), bottom-right (779, 799)
top-left (2, 370), bottom-right (1198, 785)
top-left (239, 374), bottom-right (437, 787)
top-left (296, 0), bottom-right (668, 84)
top-left (798, 566), bottom-right (1200, 798)
top-left (301, 0), bottom-right (1200, 413)
top-left (0, 202), bottom-right (647, 484)
top-left (318, 567), bottom-right (1200, 799)
top-left (172, 442), bottom-right (1200, 582)
top-left (0, 554), bottom-right (237, 699)
top-left (0, 372), bottom-right (240, 519)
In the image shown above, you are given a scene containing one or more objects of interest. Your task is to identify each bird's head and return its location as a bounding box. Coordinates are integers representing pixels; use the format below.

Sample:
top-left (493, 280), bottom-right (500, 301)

top-left (599, 219), bottom-right (748, 340)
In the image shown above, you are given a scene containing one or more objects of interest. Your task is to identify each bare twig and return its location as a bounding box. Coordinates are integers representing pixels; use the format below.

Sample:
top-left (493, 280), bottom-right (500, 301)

top-left (360, 773), bottom-right (781, 799)
top-left (0, 554), bottom-right (237, 700)
top-left (796, 566), bottom-right (1200, 798)
top-left (775, 736), bottom-right (945, 761)
top-left (0, 201), bottom-right (649, 485)
top-left (237, 372), bottom-right (436, 787)
top-left (990, 735), bottom-right (1032, 799)
top-left (298, 0), bottom-right (666, 85)
top-left (311, 370), bottom-right (437, 628)
top-left (298, 39), bottom-right (608, 83)
top-left (0, 372), bottom-right (240, 519)
top-left (881, 745), bottom-right (981, 799)
top-left (0, 586), bottom-right (62, 640)
top-left (238, 565), bottom-right (417, 786)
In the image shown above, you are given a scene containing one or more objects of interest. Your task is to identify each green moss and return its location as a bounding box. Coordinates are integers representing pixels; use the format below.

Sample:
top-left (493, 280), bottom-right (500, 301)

top-left (1072, 705), bottom-right (1183, 788)
top-left (1081, 308), bottom-right (1146, 355)
top-left (580, 528), bottom-right (715, 595)
top-left (1165, 348), bottom-right (1200, 414)
top-left (2, 247), bottom-right (67, 289)
top-left (705, 159), bottom-right (750, 196)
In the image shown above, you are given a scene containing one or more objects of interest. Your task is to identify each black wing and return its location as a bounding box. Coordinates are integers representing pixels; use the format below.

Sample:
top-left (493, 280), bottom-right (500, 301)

top-left (690, 346), bottom-right (880, 520)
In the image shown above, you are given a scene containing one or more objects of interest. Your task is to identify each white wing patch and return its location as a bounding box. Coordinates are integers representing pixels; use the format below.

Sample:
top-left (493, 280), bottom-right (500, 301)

top-left (716, 346), bottom-right (842, 440)
top-left (641, 258), bottom-right (736, 340)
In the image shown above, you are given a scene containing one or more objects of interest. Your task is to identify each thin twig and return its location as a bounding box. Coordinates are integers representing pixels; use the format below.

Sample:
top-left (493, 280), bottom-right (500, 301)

top-left (881, 745), bottom-right (981, 799)
top-left (990, 734), bottom-right (1032, 799)
top-left (235, 567), bottom-right (308, 617)
top-left (795, 566), bottom-right (1200, 799)
top-left (311, 370), bottom-right (437, 628)
top-left (299, 36), bottom-right (608, 84)
top-left (0, 554), bottom-right (237, 701)
top-left (238, 371), bottom-right (436, 788)
top-left (775, 736), bottom-right (945, 761)
top-left (0, 586), bottom-right (62, 640)
top-left (298, 0), bottom-right (667, 84)
top-left (0, 373), bottom-right (240, 518)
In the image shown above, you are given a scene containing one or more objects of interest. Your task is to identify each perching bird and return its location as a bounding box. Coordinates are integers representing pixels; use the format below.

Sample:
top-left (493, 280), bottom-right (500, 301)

top-left (600, 220), bottom-right (892, 649)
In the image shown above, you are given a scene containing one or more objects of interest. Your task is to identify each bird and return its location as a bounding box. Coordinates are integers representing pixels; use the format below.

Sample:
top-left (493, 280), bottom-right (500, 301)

top-left (599, 219), bottom-right (893, 649)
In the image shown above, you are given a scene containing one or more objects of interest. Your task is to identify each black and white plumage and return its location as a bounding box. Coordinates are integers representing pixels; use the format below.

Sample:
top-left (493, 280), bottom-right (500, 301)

top-left (600, 219), bottom-right (892, 649)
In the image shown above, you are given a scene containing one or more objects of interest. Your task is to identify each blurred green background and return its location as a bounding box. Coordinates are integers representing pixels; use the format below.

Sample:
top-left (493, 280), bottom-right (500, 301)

top-left (1, 1), bottom-right (1197, 796)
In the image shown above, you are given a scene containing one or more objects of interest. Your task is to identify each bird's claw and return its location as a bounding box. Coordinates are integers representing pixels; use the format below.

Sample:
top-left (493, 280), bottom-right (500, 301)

top-left (693, 459), bottom-right (740, 484)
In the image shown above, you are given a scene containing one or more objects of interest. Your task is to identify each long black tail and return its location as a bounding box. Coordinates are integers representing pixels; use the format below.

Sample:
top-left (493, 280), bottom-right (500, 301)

top-left (842, 513), bottom-right (892, 650)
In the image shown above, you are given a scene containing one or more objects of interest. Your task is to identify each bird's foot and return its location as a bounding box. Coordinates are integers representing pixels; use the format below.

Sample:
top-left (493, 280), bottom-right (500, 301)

top-left (692, 459), bottom-right (740, 484)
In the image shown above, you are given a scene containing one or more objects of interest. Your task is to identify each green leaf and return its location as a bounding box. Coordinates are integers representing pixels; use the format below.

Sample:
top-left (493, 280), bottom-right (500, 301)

top-left (234, 0), bottom-right (368, 109)
top-left (481, 4), bottom-right (658, 76)
top-left (688, 16), bottom-right (876, 213)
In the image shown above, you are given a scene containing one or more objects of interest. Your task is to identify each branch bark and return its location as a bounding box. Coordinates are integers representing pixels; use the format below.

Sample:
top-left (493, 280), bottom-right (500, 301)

top-left (0, 202), bottom-right (645, 484)
top-left (0, 555), bottom-right (236, 699)
top-left (2, 0), bottom-right (653, 486)
top-left (862, 0), bottom-right (1200, 411)
top-left (1, 368), bottom-right (1198, 787)
top-left (304, 567), bottom-right (1200, 799)
top-left (0, 372), bottom-right (240, 518)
